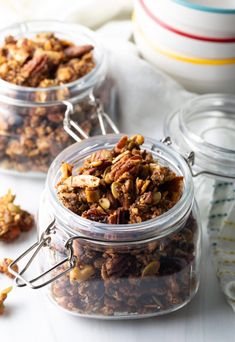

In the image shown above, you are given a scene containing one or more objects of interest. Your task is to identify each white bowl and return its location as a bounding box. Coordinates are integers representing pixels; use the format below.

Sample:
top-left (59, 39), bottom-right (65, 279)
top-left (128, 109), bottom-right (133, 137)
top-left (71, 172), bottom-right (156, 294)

top-left (142, 0), bottom-right (235, 38)
top-left (133, 25), bottom-right (235, 93)
top-left (135, 1), bottom-right (235, 59)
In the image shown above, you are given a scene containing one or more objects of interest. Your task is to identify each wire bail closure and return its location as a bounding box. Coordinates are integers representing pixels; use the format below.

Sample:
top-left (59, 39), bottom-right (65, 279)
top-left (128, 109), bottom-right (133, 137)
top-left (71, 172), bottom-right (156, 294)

top-left (63, 91), bottom-right (119, 142)
top-left (8, 219), bottom-right (141, 289)
top-left (9, 217), bottom-right (179, 289)
top-left (8, 222), bottom-right (148, 289)
top-left (8, 219), bottom-right (77, 289)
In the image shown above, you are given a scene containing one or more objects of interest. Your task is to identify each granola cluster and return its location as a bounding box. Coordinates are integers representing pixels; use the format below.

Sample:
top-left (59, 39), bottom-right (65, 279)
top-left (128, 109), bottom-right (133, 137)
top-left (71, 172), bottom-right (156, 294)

top-left (57, 134), bottom-right (184, 223)
top-left (0, 259), bottom-right (17, 316)
top-left (0, 33), bottom-right (95, 87)
top-left (0, 33), bottom-right (109, 173)
top-left (0, 258), bottom-right (18, 279)
top-left (51, 135), bottom-right (199, 317)
top-left (0, 190), bottom-right (34, 242)
top-left (0, 287), bottom-right (12, 315)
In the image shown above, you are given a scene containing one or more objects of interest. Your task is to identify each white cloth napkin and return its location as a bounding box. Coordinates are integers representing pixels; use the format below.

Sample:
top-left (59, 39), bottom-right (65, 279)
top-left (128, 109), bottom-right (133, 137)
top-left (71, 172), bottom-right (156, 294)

top-left (207, 181), bottom-right (235, 311)
top-left (0, 0), bottom-right (133, 30)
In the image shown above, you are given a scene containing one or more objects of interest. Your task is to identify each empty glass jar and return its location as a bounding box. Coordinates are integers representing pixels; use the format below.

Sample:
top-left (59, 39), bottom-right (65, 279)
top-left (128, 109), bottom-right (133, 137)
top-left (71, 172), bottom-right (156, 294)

top-left (165, 94), bottom-right (235, 223)
top-left (165, 94), bottom-right (235, 305)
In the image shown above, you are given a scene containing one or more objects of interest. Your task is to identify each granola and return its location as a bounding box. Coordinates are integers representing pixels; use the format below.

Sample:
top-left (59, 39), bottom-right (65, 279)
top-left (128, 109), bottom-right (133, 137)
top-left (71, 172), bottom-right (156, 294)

top-left (0, 33), bottom-right (94, 87)
top-left (56, 134), bottom-right (184, 223)
top-left (0, 190), bottom-right (34, 242)
top-left (0, 287), bottom-right (12, 315)
top-left (51, 214), bottom-right (197, 316)
top-left (0, 32), bottom-right (113, 173)
top-left (0, 258), bottom-right (18, 279)
top-left (50, 135), bottom-right (199, 317)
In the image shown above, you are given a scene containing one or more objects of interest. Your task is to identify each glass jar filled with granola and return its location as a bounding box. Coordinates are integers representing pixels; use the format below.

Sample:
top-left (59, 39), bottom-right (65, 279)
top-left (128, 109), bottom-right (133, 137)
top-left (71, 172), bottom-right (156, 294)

top-left (10, 134), bottom-right (201, 319)
top-left (0, 21), bottom-right (118, 176)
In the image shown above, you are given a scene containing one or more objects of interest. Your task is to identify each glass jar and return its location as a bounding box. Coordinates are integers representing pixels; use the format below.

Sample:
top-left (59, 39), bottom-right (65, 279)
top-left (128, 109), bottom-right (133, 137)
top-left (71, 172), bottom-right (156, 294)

top-left (164, 94), bottom-right (235, 305)
top-left (0, 21), bottom-right (118, 177)
top-left (10, 135), bottom-right (201, 319)
top-left (165, 94), bottom-right (235, 223)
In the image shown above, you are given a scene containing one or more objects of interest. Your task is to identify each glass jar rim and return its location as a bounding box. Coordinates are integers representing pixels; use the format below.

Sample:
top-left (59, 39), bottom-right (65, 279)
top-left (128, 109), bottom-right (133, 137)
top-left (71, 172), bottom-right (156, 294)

top-left (165, 93), bottom-right (235, 180)
top-left (45, 134), bottom-right (194, 241)
top-left (0, 20), bottom-right (106, 104)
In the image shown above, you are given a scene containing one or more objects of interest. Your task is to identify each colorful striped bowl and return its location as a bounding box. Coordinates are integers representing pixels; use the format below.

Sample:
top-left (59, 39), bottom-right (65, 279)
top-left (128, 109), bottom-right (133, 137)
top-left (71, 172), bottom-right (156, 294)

top-left (135, 0), bottom-right (235, 59)
top-left (143, 0), bottom-right (235, 38)
top-left (133, 0), bottom-right (235, 93)
top-left (133, 23), bottom-right (235, 93)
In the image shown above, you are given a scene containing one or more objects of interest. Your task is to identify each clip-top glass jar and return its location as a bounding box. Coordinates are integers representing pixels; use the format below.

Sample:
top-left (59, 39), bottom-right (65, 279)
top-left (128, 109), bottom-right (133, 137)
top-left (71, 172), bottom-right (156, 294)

top-left (9, 135), bottom-right (201, 319)
top-left (165, 94), bottom-right (235, 220)
top-left (164, 94), bottom-right (235, 305)
top-left (0, 21), bottom-right (118, 177)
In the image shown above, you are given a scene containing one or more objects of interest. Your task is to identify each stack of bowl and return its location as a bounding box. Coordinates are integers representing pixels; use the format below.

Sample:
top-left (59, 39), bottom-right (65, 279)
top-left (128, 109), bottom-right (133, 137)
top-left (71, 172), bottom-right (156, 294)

top-left (133, 0), bottom-right (235, 93)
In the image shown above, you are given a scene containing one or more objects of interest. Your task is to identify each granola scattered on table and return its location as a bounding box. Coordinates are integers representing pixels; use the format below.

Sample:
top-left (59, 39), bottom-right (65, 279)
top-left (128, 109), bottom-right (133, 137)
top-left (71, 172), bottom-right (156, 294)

top-left (51, 135), bottom-right (198, 316)
top-left (0, 258), bottom-right (18, 279)
top-left (0, 190), bottom-right (34, 242)
top-left (0, 286), bottom-right (12, 315)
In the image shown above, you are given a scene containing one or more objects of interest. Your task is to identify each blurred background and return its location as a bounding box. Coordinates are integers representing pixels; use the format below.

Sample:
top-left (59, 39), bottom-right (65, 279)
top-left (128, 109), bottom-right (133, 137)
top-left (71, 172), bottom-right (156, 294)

top-left (0, 0), bottom-right (133, 29)
top-left (1, 0), bottom-right (235, 94)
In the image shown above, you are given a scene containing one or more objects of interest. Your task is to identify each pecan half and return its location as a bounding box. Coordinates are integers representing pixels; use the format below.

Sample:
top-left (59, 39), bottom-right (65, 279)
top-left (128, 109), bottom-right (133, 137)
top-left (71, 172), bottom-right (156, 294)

top-left (64, 45), bottom-right (94, 58)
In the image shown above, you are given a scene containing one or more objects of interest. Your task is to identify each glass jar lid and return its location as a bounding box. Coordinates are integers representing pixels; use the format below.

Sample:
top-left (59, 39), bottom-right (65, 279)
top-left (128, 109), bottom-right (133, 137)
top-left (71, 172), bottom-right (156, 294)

top-left (165, 94), bottom-right (235, 180)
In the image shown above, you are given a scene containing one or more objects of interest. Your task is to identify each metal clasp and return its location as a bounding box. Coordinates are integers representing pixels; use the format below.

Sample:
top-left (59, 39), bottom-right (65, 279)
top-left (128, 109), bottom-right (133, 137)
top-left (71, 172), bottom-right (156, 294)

top-left (161, 136), bottom-right (196, 175)
top-left (63, 92), bottom-right (119, 142)
top-left (161, 136), bottom-right (235, 180)
top-left (9, 220), bottom-right (168, 289)
top-left (8, 219), bottom-right (77, 289)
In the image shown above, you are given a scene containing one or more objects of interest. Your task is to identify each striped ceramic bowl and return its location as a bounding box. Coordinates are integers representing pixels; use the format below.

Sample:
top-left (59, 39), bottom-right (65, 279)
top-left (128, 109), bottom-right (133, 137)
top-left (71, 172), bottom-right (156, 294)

top-left (144, 0), bottom-right (235, 38)
top-left (133, 0), bottom-right (235, 93)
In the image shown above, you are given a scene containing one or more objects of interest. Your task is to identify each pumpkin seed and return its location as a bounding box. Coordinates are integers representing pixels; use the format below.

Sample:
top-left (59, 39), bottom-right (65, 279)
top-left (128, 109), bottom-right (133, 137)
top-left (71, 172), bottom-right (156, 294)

top-left (111, 182), bottom-right (122, 199)
top-left (70, 265), bottom-right (95, 282)
top-left (99, 197), bottom-right (110, 210)
top-left (153, 191), bottom-right (161, 204)
top-left (142, 260), bottom-right (160, 277)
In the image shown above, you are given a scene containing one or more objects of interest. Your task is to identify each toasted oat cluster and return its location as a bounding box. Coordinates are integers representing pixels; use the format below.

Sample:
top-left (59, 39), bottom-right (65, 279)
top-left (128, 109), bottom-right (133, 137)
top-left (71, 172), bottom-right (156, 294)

top-left (0, 258), bottom-right (18, 279)
top-left (0, 190), bottom-right (34, 242)
top-left (56, 134), bottom-right (183, 224)
top-left (0, 287), bottom-right (12, 315)
top-left (0, 33), bottom-right (95, 87)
